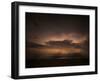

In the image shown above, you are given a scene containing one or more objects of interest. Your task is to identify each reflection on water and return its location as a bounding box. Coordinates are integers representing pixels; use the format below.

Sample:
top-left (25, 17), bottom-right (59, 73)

top-left (26, 47), bottom-right (82, 59)
top-left (26, 47), bottom-right (89, 68)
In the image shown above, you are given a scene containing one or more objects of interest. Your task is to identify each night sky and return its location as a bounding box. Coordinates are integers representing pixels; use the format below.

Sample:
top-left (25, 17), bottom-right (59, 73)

top-left (26, 13), bottom-right (89, 45)
top-left (25, 12), bottom-right (89, 68)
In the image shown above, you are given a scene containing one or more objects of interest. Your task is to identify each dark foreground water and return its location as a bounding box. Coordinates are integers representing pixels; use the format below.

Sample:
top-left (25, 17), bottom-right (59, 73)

top-left (26, 57), bottom-right (89, 68)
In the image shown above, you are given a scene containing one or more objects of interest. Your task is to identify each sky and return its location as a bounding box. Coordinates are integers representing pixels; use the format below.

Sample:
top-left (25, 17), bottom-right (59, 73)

top-left (25, 12), bottom-right (89, 59)
top-left (26, 12), bottom-right (89, 45)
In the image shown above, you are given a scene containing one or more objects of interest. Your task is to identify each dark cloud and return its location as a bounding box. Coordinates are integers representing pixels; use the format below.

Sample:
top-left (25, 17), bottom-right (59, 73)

top-left (26, 41), bottom-right (45, 48)
top-left (26, 39), bottom-right (88, 49)
top-left (46, 40), bottom-right (72, 47)
top-left (45, 39), bottom-right (89, 49)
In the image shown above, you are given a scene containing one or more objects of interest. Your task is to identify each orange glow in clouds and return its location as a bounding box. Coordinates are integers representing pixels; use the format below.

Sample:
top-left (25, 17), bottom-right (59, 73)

top-left (31, 33), bottom-right (87, 45)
